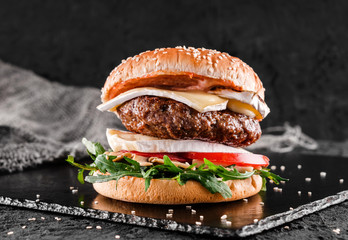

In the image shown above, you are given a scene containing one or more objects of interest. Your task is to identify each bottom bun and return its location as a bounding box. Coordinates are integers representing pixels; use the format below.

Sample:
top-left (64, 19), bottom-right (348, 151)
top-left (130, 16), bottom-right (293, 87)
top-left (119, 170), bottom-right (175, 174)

top-left (93, 175), bottom-right (262, 204)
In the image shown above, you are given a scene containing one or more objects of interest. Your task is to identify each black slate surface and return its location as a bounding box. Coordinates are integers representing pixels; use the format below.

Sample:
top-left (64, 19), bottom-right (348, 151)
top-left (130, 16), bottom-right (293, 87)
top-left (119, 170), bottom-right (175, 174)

top-left (0, 153), bottom-right (347, 238)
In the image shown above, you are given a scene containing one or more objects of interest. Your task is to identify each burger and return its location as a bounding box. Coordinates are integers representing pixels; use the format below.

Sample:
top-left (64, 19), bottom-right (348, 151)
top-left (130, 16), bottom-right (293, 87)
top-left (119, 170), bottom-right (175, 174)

top-left (67, 46), bottom-right (287, 204)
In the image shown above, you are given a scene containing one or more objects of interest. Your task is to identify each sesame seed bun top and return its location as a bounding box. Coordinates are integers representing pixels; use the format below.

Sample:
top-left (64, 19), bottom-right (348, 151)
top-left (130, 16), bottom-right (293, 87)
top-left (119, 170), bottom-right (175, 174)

top-left (101, 46), bottom-right (265, 103)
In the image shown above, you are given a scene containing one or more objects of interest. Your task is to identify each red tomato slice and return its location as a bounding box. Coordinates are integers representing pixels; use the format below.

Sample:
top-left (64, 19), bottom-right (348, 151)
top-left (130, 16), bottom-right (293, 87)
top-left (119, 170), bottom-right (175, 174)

top-left (119, 150), bottom-right (269, 167)
top-left (182, 152), bottom-right (269, 167)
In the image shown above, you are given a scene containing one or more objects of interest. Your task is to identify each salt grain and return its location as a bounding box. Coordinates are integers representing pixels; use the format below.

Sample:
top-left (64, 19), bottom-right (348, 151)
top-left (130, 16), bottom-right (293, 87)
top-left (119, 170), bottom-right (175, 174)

top-left (220, 214), bottom-right (227, 220)
top-left (297, 165), bottom-right (302, 170)
top-left (339, 179), bottom-right (344, 184)
top-left (226, 221), bottom-right (232, 226)
top-left (259, 202), bottom-right (264, 206)
top-left (69, 186), bottom-right (74, 190)
top-left (115, 235), bottom-right (121, 239)
top-left (80, 201), bottom-right (84, 205)
top-left (22, 226), bottom-right (26, 229)
top-left (298, 191), bottom-right (302, 196)
top-left (200, 215), bottom-right (204, 221)
top-left (270, 166), bottom-right (276, 170)
top-left (243, 198), bottom-right (248, 203)
top-left (308, 192), bottom-right (312, 197)
top-left (94, 201), bottom-right (98, 204)
top-left (320, 172), bottom-right (326, 178)
top-left (191, 209), bottom-right (196, 214)
top-left (131, 210), bottom-right (136, 215)
top-left (35, 199), bottom-right (40, 202)
top-left (7, 231), bottom-right (14, 235)
top-left (96, 226), bottom-right (102, 230)
top-left (41, 217), bottom-right (45, 220)
top-left (36, 194), bottom-right (40, 199)
top-left (280, 166), bottom-right (285, 171)
top-left (195, 221), bottom-right (202, 226)
top-left (28, 218), bottom-right (36, 221)
top-left (72, 189), bottom-right (78, 194)
top-left (168, 209), bottom-right (173, 214)
top-left (305, 178), bottom-right (311, 182)
top-left (253, 219), bottom-right (258, 223)
top-left (333, 228), bottom-right (340, 234)
top-left (166, 213), bottom-right (173, 218)
top-left (284, 226), bottom-right (290, 230)
top-left (55, 217), bottom-right (61, 221)
top-left (186, 205), bottom-right (192, 209)
top-left (86, 226), bottom-right (93, 229)
top-left (289, 207), bottom-right (294, 210)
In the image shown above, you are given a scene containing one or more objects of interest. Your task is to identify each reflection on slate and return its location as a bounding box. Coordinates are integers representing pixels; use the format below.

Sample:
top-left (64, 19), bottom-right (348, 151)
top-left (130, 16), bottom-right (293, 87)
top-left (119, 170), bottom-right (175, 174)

top-left (0, 153), bottom-right (347, 237)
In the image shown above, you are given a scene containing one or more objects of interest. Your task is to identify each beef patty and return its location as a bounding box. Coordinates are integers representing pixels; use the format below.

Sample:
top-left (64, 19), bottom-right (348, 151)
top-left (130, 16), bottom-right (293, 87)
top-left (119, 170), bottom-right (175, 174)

top-left (116, 96), bottom-right (261, 147)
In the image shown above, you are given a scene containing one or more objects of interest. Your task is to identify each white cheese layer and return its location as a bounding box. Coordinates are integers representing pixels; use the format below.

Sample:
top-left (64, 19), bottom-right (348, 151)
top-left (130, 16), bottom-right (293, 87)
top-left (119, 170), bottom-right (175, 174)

top-left (106, 129), bottom-right (249, 154)
top-left (97, 87), bottom-right (269, 119)
top-left (98, 87), bottom-right (228, 113)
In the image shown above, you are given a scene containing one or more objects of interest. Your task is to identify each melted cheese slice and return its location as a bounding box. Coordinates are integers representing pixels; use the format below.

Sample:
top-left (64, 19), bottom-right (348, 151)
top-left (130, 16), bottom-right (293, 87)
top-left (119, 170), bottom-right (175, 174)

top-left (97, 87), bottom-right (269, 119)
top-left (97, 87), bottom-right (228, 113)
top-left (106, 129), bottom-right (249, 153)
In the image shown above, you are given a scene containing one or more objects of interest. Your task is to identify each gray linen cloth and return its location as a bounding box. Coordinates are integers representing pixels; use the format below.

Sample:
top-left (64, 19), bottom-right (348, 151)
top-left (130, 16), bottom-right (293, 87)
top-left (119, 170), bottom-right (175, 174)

top-left (0, 60), bottom-right (125, 172)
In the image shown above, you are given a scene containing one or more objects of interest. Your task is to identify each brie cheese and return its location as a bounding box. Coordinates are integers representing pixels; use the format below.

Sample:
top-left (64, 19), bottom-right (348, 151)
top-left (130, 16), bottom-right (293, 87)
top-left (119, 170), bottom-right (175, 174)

top-left (106, 129), bottom-right (249, 154)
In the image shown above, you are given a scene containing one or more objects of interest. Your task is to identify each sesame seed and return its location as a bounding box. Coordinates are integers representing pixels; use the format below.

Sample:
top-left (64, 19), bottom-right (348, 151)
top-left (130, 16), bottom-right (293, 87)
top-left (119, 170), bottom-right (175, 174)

top-left (270, 165), bottom-right (276, 170)
top-left (191, 209), bottom-right (196, 214)
top-left (243, 198), bottom-right (248, 202)
top-left (305, 178), bottom-right (311, 182)
top-left (131, 210), bottom-right (136, 215)
top-left (297, 165), bottom-right (302, 169)
top-left (259, 202), bottom-right (264, 206)
top-left (320, 172), bottom-right (326, 178)
top-left (86, 226), bottom-right (93, 229)
top-left (28, 218), bottom-right (36, 221)
top-left (253, 219), bottom-right (258, 223)
top-left (308, 191), bottom-right (312, 197)
top-left (22, 226), bottom-right (26, 229)
top-left (115, 235), bottom-right (121, 239)
top-left (96, 226), bottom-right (102, 230)
top-left (94, 201), bottom-right (99, 204)
top-left (7, 231), bottom-right (14, 235)
top-left (220, 214), bottom-right (227, 220)
top-left (333, 228), bottom-right (341, 234)
top-left (340, 179), bottom-right (344, 184)
top-left (36, 194), bottom-right (40, 199)
top-left (298, 191), bottom-right (302, 196)
top-left (166, 213), bottom-right (173, 218)
top-left (200, 215), bottom-right (204, 221)
top-left (186, 205), bottom-right (192, 209)
top-left (72, 189), bottom-right (78, 194)
top-left (280, 166), bottom-right (285, 171)
top-left (195, 221), bottom-right (202, 226)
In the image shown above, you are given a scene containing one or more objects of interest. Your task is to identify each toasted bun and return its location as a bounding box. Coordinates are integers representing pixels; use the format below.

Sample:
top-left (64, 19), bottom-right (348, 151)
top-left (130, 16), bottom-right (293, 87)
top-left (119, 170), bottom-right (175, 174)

top-left (92, 174), bottom-right (262, 204)
top-left (101, 47), bottom-right (265, 103)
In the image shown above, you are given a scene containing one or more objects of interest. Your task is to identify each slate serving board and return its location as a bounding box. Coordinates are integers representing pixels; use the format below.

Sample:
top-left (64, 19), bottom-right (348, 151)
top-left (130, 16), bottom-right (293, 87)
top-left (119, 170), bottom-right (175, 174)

top-left (0, 153), bottom-right (347, 237)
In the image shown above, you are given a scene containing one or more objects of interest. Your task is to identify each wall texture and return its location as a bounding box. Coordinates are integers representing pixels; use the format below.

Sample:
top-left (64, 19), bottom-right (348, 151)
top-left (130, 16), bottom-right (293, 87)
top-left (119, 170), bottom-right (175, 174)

top-left (1, 0), bottom-right (347, 140)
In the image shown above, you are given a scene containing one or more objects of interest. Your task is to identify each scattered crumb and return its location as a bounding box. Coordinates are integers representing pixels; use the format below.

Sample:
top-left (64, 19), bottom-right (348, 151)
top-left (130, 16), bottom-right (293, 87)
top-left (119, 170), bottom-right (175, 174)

top-left (225, 221), bottom-right (232, 226)
top-left (186, 205), bottom-right (192, 209)
top-left (298, 191), bottom-right (302, 196)
top-left (80, 201), bottom-right (84, 205)
top-left (72, 189), bottom-right (78, 194)
top-left (28, 218), bottom-right (36, 221)
top-left (7, 231), bottom-right (14, 235)
top-left (243, 198), bottom-right (248, 203)
top-left (36, 194), bottom-right (40, 199)
top-left (35, 199), bottom-right (40, 202)
top-left (289, 207), bottom-right (294, 210)
top-left (308, 192), bottom-right (312, 197)
top-left (260, 202), bottom-right (265, 206)
top-left (284, 226), bottom-right (290, 230)
top-left (41, 217), bottom-right (45, 220)
top-left (94, 201), bottom-right (98, 204)
top-left (191, 209), bottom-right (196, 214)
top-left (69, 186), bottom-right (74, 190)
top-left (333, 228), bottom-right (340, 234)
top-left (22, 226), bottom-right (26, 229)
top-left (305, 178), bottom-right (311, 182)
top-left (320, 172), bottom-right (326, 178)
top-left (115, 235), bottom-right (121, 239)
top-left (280, 166), bottom-right (285, 171)
top-left (220, 214), bottom-right (227, 220)
top-left (195, 221), bottom-right (201, 226)
top-left (297, 165), bottom-right (302, 170)
top-left (54, 217), bottom-right (61, 221)
top-left (270, 165), bottom-right (276, 170)
top-left (96, 226), bottom-right (102, 230)
top-left (86, 226), bottom-right (93, 229)
top-left (166, 213), bottom-right (173, 218)
top-left (168, 209), bottom-right (173, 214)
top-left (131, 210), bottom-right (136, 215)
top-left (253, 219), bottom-right (258, 223)
top-left (339, 179), bottom-right (344, 184)
top-left (200, 215), bottom-right (204, 221)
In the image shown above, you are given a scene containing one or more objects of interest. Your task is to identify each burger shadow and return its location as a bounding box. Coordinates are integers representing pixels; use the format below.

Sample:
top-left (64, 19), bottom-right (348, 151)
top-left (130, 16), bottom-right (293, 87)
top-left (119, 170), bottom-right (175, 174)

top-left (92, 193), bottom-right (264, 229)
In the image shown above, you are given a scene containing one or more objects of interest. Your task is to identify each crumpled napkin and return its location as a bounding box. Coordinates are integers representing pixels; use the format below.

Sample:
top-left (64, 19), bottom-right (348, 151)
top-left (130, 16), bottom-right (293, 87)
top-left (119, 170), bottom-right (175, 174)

top-left (0, 60), bottom-right (125, 172)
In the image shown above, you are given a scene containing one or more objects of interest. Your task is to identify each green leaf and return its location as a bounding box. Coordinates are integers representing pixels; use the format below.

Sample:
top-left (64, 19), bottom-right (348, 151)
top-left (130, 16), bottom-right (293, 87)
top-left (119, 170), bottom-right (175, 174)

top-left (82, 138), bottom-right (105, 157)
top-left (65, 155), bottom-right (97, 171)
top-left (204, 158), bottom-right (255, 180)
top-left (124, 156), bottom-right (141, 172)
top-left (94, 154), bottom-right (118, 173)
top-left (163, 155), bottom-right (184, 173)
top-left (261, 177), bottom-right (267, 191)
top-left (186, 163), bottom-right (197, 171)
top-left (179, 171), bottom-right (232, 198)
top-left (85, 172), bottom-right (143, 189)
top-left (145, 177), bottom-right (152, 191)
top-left (256, 169), bottom-right (289, 184)
top-left (77, 169), bottom-right (85, 184)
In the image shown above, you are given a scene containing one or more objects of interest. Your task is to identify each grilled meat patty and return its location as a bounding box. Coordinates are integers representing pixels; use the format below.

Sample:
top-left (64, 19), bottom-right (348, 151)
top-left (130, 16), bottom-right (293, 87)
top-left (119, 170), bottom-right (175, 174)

top-left (116, 96), bottom-right (261, 147)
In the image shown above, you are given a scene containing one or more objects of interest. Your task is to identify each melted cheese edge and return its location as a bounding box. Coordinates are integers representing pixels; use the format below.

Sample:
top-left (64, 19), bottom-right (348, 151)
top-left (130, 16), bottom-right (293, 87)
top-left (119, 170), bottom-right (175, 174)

top-left (97, 87), bottom-right (268, 119)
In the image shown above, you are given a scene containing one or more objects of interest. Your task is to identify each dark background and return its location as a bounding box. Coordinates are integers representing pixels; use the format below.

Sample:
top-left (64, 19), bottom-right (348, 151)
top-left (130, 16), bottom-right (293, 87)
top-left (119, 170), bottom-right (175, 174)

top-left (1, 0), bottom-right (348, 141)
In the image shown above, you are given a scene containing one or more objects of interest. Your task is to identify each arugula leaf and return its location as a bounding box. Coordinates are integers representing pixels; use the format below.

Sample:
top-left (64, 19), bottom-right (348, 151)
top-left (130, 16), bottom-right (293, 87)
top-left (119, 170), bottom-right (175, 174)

top-left (204, 158), bottom-right (255, 180)
top-left (82, 138), bottom-right (105, 157)
top-left (256, 169), bottom-right (289, 184)
top-left (94, 154), bottom-right (119, 173)
top-left (124, 156), bottom-right (141, 172)
top-left (66, 155), bottom-right (97, 171)
top-left (78, 169), bottom-right (85, 184)
top-left (177, 171), bottom-right (232, 198)
top-left (163, 155), bottom-right (184, 173)
top-left (85, 172), bottom-right (143, 189)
